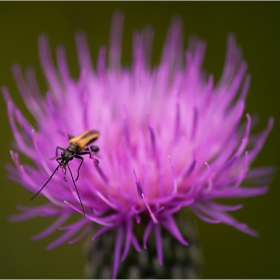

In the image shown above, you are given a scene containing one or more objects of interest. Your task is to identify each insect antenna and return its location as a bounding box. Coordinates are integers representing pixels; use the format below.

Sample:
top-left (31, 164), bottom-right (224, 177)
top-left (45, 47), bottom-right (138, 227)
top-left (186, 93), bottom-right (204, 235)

top-left (67, 163), bottom-right (85, 216)
top-left (30, 164), bottom-right (60, 201)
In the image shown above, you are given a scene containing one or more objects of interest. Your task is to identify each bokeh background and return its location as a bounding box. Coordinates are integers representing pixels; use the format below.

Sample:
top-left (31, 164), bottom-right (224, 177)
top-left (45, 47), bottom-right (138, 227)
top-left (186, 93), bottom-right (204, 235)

top-left (0, 2), bottom-right (279, 279)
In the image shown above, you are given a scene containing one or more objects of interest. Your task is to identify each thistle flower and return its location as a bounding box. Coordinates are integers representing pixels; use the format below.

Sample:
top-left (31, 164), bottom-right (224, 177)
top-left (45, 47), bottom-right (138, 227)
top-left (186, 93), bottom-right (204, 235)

top-left (4, 13), bottom-right (273, 278)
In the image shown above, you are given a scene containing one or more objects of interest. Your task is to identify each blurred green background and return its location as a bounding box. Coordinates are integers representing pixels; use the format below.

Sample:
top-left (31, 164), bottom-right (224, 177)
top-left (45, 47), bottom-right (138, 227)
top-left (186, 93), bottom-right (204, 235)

top-left (0, 2), bottom-right (279, 279)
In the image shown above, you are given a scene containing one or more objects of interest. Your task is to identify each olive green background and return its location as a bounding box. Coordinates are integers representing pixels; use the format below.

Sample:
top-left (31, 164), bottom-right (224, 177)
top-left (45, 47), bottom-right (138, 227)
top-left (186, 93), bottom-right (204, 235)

top-left (0, 2), bottom-right (279, 279)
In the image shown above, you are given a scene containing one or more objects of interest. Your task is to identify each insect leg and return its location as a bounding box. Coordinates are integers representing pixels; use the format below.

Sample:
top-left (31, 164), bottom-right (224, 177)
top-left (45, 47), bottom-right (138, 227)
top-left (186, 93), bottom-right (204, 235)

top-left (56, 157), bottom-right (62, 164)
top-left (56, 157), bottom-right (67, 181)
top-left (90, 145), bottom-right (100, 153)
top-left (79, 146), bottom-right (99, 159)
top-left (73, 155), bottom-right (84, 182)
top-left (63, 167), bottom-right (67, 182)
top-left (67, 163), bottom-right (85, 216)
top-left (50, 147), bottom-right (65, 160)
top-left (76, 151), bottom-right (90, 156)
top-left (30, 164), bottom-right (60, 200)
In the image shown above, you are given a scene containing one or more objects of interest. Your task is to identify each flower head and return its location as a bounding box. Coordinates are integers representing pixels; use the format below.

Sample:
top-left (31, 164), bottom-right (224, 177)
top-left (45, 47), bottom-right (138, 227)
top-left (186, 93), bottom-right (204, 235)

top-left (4, 13), bottom-right (273, 278)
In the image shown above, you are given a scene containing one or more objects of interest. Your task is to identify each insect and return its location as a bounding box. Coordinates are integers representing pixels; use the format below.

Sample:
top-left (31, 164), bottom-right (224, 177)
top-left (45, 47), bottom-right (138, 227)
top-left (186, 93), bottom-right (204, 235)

top-left (30, 130), bottom-right (100, 215)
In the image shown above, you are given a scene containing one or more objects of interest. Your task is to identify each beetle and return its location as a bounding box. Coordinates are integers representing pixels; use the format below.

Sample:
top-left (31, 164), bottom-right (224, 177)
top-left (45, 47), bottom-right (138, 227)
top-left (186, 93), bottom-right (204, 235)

top-left (30, 129), bottom-right (100, 215)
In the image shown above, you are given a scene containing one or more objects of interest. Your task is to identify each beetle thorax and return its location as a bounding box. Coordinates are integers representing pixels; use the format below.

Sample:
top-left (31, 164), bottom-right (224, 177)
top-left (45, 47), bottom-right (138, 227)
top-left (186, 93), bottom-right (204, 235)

top-left (67, 142), bottom-right (80, 153)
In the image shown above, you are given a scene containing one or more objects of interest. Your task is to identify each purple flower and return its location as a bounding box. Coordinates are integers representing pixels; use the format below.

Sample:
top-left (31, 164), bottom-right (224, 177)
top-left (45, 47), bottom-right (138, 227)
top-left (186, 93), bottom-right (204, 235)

top-left (4, 13), bottom-right (273, 278)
